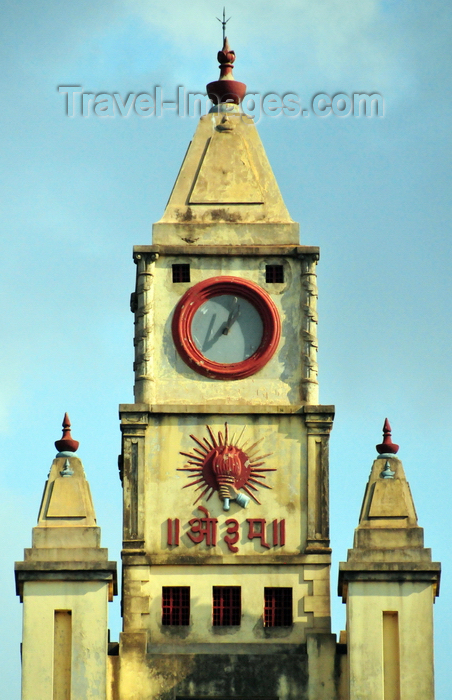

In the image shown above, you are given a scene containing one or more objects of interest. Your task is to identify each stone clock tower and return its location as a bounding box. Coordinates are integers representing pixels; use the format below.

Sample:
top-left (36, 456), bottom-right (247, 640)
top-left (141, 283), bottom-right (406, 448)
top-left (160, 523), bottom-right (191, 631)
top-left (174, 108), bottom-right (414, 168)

top-left (116, 38), bottom-right (336, 700)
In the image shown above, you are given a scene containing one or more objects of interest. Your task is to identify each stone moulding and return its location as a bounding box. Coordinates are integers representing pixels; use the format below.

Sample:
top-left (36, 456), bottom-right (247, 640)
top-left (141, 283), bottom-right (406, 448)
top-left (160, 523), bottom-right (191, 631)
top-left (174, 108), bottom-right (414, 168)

top-left (14, 560), bottom-right (118, 601)
top-left (338, 561), bottom-right (441, 602)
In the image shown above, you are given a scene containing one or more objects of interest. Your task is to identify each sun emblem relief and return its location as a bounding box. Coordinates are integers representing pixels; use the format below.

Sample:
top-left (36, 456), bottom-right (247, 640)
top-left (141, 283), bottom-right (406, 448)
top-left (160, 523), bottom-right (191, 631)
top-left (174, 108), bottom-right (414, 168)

top-left (178, 423), bottom-right (275, 511)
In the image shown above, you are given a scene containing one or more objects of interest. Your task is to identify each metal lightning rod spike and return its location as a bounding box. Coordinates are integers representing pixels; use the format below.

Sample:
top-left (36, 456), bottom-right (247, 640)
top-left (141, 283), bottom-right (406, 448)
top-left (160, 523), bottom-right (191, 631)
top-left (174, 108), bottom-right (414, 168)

top-left (216, 7), bottom-right (231, 43)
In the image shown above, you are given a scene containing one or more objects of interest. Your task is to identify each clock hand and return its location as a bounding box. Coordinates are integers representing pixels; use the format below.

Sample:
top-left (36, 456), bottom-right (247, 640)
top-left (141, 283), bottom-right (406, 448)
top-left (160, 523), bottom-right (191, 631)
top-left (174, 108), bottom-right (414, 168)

top-left (222, 297), bottom-right (241, 335)
top-left (201, 313), bottom-right (217, 351)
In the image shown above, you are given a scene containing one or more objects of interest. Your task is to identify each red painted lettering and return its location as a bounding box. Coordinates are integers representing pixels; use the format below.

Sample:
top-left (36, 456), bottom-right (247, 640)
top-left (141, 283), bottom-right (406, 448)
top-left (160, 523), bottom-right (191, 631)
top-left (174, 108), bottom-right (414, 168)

top-left (280, 518), bottom-right (285, 546)
top-left (247, 518), bottom-right (270, 549)
top-left (167, 518), bottom-right (180, 546)
top-left (224, 518), bottom-right (240, 553)
top-left (272, 519), bottom-right (285, 546)
top-left (187, 506), bottom-right (218, 546)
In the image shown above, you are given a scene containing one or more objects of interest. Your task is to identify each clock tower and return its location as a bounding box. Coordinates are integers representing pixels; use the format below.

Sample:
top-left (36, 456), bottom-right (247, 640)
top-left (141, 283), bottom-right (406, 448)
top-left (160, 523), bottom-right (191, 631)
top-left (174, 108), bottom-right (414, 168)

top-left (116, 38), bottom-right (336, 700)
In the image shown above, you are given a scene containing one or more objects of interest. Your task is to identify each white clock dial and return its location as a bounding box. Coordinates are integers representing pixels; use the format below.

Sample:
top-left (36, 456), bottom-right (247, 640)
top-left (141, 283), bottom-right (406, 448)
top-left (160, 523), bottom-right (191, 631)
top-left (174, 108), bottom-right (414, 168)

top-left (191, 294), bottom-right (264, 364)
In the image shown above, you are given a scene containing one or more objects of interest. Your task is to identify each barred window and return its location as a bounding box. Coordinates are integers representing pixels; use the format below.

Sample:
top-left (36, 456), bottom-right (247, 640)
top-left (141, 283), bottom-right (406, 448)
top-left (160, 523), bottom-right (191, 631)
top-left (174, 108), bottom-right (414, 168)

top-left (172, 264), bottom-right (190, 283)
top-left (264, 587), bottom-right (292, 627)
top-left (265, 265), bottom-right (284, 283)
top-left (162, 587), bottom-right (190, 626)
top-left (213, 586), bottom-right (241, 626)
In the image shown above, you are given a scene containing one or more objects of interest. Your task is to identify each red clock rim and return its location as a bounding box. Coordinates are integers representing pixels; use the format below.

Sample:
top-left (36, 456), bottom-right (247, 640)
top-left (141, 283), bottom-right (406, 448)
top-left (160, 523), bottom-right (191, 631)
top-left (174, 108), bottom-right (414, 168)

top-left (171, 276), bottom-right (281, 380)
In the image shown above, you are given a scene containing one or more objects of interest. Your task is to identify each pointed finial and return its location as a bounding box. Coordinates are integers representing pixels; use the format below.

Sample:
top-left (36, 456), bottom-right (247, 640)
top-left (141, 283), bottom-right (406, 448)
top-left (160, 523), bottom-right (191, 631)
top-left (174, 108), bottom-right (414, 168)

top-left (206, 34), bottom-right (247, 106)
top-left (216, 35), bottom-right (237, 79)
top-left (55, 413), bottom-right (80, 455)
top-left (376, 418), bottom-right (399, 455)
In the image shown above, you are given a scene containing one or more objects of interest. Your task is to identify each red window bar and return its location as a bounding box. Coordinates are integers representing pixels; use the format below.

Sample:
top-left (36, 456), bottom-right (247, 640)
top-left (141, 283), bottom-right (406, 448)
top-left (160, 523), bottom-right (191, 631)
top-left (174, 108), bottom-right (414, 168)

top-left (264, 588), bottom-right (293, 627)
top-left (162, 587), bottom-right (190, 626)
top-left (265, 265), bottom-right (284, 283)
top-left (213, 586), bottom-right (241, 626)
top-left (172, 264), bottom-right (191, 283)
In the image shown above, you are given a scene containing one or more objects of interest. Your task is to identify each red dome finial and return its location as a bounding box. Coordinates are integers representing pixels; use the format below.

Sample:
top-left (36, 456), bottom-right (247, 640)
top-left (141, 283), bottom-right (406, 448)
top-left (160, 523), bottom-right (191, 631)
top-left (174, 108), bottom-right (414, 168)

top-left (55, 413), bottom-right (79, 453)
top-left (376, 418), bottom-right (399, 455)
top-left (206, 36), bottom-right (247, 106)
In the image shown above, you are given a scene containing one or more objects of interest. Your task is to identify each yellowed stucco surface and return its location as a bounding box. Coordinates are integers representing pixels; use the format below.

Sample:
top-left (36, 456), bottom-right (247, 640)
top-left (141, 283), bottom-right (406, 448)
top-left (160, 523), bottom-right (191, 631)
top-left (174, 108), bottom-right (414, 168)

top-left (146, 564), bottom-right (312, 646)
top-left (21, 580), bottom-right (109, 700)
top-left (346, 580), bottom-right (435, 700)
top-left (143, 413), bottom-right (307, 557)
top-left (153, 108), bottom-right (299, 245)
top-left (133, 253), bottom-right (318, 406)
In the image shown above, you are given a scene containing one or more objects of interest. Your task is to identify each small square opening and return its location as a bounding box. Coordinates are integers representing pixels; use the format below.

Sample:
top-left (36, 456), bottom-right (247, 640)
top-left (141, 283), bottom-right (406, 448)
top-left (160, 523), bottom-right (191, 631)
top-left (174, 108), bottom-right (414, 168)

top-left (265, 265), bottom-right (284, 283)
top-left (172, 264), bottom-right (190, 283)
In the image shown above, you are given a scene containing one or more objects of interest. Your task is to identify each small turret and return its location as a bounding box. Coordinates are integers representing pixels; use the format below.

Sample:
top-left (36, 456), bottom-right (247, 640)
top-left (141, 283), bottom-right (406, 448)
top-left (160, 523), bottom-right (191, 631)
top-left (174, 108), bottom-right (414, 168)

top-left (338, 420), bottom-right (440, 700)
top-left (15, 415), bottom-right (117, 700)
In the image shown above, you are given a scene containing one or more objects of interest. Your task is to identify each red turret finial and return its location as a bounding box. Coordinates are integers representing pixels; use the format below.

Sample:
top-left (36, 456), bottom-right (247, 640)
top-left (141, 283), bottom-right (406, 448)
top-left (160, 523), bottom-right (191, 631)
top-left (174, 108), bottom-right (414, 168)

top-left (217, 37), bottom-right (236, 78)
top-left (206, 36), bottom-right (247, 105)
top-left (376, 418), bottom-right (399, 455)
top-left (55, 413), bottom-right (80, 454)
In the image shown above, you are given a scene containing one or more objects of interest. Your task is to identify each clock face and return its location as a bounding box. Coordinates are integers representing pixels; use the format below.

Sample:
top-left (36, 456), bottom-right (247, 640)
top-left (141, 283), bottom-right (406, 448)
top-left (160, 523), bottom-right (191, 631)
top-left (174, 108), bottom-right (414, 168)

top-left (191, 294), bottom-right (264, 364)
top-left (172, 276), bottom-right (281, 380)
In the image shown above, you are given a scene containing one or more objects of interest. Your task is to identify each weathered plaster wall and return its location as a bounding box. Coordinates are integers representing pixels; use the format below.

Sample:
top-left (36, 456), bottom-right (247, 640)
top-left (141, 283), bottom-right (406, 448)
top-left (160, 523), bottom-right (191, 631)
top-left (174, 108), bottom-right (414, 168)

top-left (346, 580), bottom-right (435, 700)
top-left (118, 647), bottom-right (310, 700)
top-left (128, 563), bottom-right (333, 646)
top-left (132, 252), bottom-right (319, 406)
top-left (117, 632), bottom-right (342, 700)
top-left (21, 580), bottom-right (109, 700)
top-left (142, 412), bottom-right (307, 557)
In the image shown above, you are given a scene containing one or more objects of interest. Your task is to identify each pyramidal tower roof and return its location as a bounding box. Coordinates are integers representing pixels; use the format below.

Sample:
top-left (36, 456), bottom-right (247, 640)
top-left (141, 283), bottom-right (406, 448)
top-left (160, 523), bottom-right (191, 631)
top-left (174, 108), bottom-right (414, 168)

top-left (153, 37), bottom-right (299, 246)
top-left (15, 415), bottom-right (117, 600)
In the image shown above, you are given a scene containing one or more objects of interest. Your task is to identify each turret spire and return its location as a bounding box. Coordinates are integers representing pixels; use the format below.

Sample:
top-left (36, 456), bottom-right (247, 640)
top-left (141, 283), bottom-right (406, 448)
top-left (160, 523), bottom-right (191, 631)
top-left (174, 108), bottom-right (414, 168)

top-left (206, 35), bottom-right (246, 105)
top-left (376, 417), bottom-right (399, 455)
top-left (54, 412), bottom-right (79, 454)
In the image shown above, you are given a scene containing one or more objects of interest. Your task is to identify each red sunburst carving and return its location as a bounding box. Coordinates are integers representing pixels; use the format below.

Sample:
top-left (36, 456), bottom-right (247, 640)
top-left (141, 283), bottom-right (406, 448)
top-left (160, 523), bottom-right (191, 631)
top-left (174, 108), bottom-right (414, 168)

top-left (178, 423), bottom-right (275, 507)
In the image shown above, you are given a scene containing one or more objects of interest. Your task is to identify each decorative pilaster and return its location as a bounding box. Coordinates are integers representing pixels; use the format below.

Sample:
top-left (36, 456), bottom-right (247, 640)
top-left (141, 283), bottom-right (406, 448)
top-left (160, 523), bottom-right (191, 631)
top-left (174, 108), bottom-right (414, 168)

top-left (304, 405), bottom-right (334, 552)
top-left (133, 251), bottom-right (157, 404)
top-left (300, 254), bottom-right (319, 404)
top-left (120, 406), bottom-right (149, 551)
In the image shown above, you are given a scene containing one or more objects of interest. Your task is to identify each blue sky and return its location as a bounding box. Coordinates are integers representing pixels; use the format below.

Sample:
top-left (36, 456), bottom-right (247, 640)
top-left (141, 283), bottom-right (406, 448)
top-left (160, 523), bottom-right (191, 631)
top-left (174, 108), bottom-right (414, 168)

top-left (1, 1), bottom-right (451, 697)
